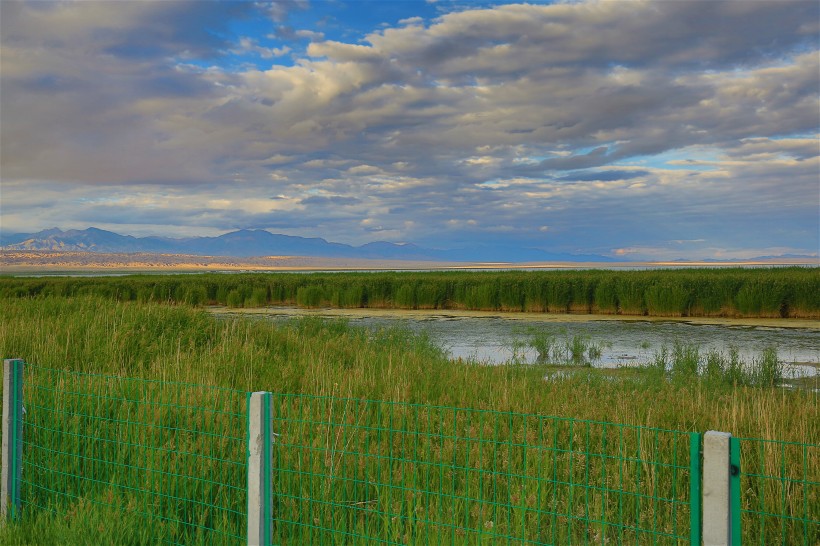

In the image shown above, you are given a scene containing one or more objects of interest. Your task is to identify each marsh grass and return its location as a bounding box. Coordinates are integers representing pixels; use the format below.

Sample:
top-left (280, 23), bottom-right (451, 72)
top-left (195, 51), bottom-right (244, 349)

top-left (523, 328), bottom-right (608, 367)
top-left (648, 342), bottom-right (787, 388)
top-left (0, 296), bottom-right (817, 544)
top-left (2, 267), bottom-right (818, 318)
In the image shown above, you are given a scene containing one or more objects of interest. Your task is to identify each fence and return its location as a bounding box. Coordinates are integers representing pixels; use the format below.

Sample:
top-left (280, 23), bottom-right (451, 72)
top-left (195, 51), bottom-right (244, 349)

top-left (3, 359), bottom-right (248, 544)
top-left (270, 394), bottom-right (695, 544)
top-left (2, 359), bottom-right (818, 544)
top-left (735, 437), bottom-right (819, 545)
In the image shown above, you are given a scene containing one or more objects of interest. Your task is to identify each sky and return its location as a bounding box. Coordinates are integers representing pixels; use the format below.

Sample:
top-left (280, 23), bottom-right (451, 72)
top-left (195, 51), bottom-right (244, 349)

top-left (1, 0), bottom-right (818, 261)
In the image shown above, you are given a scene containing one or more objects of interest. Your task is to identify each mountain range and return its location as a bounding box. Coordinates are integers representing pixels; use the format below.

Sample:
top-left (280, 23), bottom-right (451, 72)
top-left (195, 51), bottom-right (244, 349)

top-left (0, 227), bottom-right (614, 263)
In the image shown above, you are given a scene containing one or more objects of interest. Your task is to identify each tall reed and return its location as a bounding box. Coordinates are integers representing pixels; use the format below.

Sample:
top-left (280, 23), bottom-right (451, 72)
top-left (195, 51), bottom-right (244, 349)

top-left (2, 267), bottom-right (818, 318)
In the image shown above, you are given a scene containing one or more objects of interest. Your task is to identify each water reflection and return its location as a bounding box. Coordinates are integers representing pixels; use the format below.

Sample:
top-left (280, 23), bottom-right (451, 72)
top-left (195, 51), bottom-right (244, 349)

top-left (230, 307), bottom-right (820, 378)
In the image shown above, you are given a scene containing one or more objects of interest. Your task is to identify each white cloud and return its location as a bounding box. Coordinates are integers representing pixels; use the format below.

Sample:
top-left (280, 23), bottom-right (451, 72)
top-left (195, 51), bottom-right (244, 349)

top-left (0, 1), bottom-right (817, 258)
top-left (234, 37), bottom-right (291, 59)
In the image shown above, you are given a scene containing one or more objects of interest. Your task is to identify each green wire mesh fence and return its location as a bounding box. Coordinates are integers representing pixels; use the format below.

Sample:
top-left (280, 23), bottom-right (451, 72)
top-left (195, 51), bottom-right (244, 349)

top-left (269, 394), bottom-right (695, 545)
top-left (735, 436), bottom-right (820, 545)
top-left (2, 360), bottom-right (819, 545)
top-left (20, 363), bottom-right (248, 545)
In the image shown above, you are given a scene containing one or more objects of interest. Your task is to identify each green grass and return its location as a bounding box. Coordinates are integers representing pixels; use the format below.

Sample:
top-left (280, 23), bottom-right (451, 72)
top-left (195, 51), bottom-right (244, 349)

top-left (522, 329), bottom-right (604, 367)
top-left (0, 296), bottom-right (817, 544)
top-left (644, 343), bottom-right (787, 388)
top-left (2, 267), bottom-right (818, 318)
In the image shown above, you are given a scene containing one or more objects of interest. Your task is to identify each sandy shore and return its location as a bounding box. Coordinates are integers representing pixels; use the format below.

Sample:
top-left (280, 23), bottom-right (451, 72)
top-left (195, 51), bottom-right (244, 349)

top-left (210, 306), bottom-right (820, 330)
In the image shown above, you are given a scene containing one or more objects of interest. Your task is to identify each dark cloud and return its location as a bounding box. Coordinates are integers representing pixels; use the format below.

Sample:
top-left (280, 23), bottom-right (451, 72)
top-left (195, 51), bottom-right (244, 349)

top-left (16, 73), bottom-right (85, 94)
top-left (393, 1), bottom-right (819, 73)
top-left (27, 1), bottom-right (254, 61)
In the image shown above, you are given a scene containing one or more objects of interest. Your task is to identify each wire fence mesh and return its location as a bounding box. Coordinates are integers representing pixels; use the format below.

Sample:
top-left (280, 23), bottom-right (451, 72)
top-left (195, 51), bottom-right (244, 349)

top-left (735, 436), bottom-right (820, 545)
top-left (4, 362), bottom-right (818, 545)
top-left (269, 394), bottom-right (695, 545)
top-left (20, 363), bottom-right (248, 545)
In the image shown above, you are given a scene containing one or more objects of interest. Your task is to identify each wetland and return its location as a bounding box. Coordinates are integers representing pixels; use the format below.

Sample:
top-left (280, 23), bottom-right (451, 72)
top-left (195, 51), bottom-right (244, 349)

top-left (215, 305), bottom-right (820, 385)
top-left (1, 270), bottom-right (818, 544)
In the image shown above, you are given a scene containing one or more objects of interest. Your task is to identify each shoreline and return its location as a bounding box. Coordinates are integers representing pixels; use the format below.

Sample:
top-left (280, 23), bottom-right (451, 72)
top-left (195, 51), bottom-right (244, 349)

top-left (209, 305), bottom-right (820, 330)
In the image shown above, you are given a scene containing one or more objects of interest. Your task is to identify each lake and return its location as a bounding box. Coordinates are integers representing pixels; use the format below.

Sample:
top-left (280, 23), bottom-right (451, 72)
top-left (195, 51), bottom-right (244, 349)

top-left (214, 306), bottom-right (820, 379)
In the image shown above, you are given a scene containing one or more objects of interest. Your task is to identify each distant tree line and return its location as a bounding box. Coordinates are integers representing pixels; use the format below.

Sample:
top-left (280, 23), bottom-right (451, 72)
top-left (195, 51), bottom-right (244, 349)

top-left (1, 268), bottom-right (817, 318)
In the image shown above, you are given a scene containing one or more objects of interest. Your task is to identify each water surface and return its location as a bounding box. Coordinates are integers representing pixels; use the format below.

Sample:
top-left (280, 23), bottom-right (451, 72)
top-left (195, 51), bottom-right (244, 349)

top-left (217, 307), bottom-right (820, 379)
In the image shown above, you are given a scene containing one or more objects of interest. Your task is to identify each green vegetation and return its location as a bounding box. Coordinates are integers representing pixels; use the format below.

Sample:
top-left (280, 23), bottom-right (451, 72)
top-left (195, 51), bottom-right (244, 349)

top-left (645, 343), bottom-right (784, 387)
top-left (1, 267), bottom-right (819, 318)
top-left (0, 294), bottom-right (817, 543)
top-left (521, 329), bottom-right (605, 366)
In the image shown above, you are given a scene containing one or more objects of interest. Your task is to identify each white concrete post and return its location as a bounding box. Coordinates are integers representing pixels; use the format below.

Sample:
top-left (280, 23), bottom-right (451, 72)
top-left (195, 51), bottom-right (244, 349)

top-left (247, 391), bottom-right (273, 546)
top-left (702, 430), bottom-right (732, 545)
top-left (1, 359), bottom-right (24, 522)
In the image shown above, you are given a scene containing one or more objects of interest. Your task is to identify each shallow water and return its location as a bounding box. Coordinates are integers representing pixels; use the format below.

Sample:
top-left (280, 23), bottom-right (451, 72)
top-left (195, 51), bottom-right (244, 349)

top-left (222, 307), bottom-right (820, 378)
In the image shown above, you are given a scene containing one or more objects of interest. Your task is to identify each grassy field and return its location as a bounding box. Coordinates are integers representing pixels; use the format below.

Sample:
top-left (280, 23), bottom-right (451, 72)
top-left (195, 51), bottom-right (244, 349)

top-left (1, 267), bottom-right (819, 318)
top-left (0, 295), bottom-right (817, 543)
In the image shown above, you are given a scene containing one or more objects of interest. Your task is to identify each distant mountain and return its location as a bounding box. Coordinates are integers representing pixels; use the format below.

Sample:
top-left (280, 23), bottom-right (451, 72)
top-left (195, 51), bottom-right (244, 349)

top-left (667, 254), bottom-right (819, 264)
top-left (1, 227), bottom-right (177, 253)
top-left (737, 254), bottom-right (819, 262)
top-left (1, 227), bottom-right (615, 262)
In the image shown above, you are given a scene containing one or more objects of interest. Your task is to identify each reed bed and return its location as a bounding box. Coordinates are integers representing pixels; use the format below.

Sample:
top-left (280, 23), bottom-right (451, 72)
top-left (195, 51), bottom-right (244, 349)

top-left (0, 296), bottom-right (817, 543)
top-left (1, 267), bottom-right (818, 318)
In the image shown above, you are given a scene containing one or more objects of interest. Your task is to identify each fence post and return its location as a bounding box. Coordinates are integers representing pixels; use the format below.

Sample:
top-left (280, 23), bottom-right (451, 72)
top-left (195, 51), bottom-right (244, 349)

top-left (2, 359), bottom-right (24, 523)
top-left (689, 432), bottom-right (702, 546)
top-left (729, 437), bottom-right (741, 545)
top-left (247, 391), bottom-right (272, 546)
top-left (702, 431), bottom-right (740, 545)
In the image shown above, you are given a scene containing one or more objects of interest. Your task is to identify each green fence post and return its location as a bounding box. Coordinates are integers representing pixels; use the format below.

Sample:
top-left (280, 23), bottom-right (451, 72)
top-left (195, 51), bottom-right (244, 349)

top-left (729, 437), bottom-right (741, 546)
top-left (1, 359), bottom-right (24, 523)
top-left (247, 391), bottom-right (273, 546)
top-left (689, 432), bottom-right (702, 546)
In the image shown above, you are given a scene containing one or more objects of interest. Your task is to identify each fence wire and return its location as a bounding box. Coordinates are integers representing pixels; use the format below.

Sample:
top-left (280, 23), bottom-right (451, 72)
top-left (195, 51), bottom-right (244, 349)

top-left (6, 363), bottom-right (819, 545)
top-left (735, 436), bottom-right (820, 545)
top-left (20, 363), bottom-right (248, 545)
top-left (269, 394), bottom-right (694, 545)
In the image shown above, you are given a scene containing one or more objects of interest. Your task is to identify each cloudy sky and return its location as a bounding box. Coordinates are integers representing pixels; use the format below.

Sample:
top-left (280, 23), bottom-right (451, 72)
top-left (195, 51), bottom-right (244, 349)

top-left (1, 0), bottom-right (818, 260)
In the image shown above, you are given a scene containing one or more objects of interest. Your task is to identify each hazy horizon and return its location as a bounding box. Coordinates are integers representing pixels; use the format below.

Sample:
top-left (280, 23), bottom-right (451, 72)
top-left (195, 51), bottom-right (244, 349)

top-left (1, 0), bottom-right (818, 261)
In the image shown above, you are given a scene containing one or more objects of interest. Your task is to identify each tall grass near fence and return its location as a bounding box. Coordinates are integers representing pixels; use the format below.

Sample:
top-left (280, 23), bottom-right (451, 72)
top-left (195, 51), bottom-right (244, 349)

top-left (20, 365), bottom-right (247, 545)
top-left (2, 267), bottom-right (818, 318)
top-left (0, 296), bottom-right (818, 543)
top-left (1, 297), bottom-right (816, 440)
top-left (1, 297), bottom-right (816, 435)
top-left (271, 395), bottom-right (694, 544)
top-left (736, 437), bottom-right (820, 545)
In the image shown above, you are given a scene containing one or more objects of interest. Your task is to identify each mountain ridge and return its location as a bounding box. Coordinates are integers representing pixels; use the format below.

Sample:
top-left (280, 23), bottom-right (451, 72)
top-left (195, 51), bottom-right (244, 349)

top-left (0, 227), bottom-right (615, 263)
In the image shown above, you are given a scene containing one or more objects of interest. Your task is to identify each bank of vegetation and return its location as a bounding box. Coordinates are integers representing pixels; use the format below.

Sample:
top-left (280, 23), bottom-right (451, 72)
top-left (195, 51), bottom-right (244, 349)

top-left (1, 267), bottom-right (819, 318)
top-left (0, 297), bottom-right (817, 544)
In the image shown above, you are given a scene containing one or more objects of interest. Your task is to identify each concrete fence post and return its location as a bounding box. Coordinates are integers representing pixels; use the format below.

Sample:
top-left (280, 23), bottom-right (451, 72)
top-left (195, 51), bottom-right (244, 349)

top-left (2, 359), bottom-right (24, 523)
top-left (247, 391), bottom-right (273, 546)
top-left (702, 430), bottom-right (740, 545)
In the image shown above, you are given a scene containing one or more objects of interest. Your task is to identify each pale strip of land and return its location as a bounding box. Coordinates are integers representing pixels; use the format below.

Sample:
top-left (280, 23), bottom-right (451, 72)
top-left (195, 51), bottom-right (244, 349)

top-left (0, 251), bottom-right (450, 272)
top-left (211, 306), bottom-right (820, 330)
top-left (2, 250), bottom-right (817, 274)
